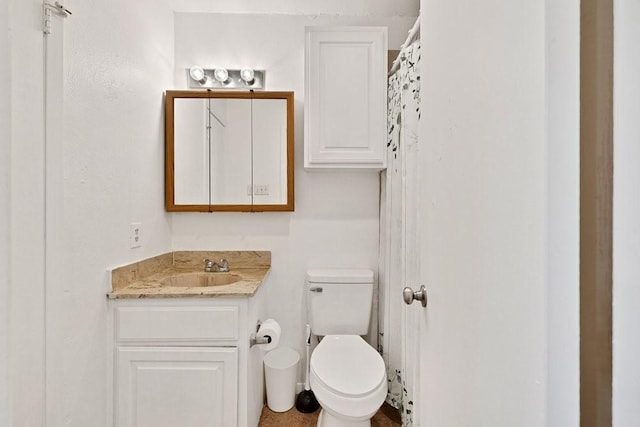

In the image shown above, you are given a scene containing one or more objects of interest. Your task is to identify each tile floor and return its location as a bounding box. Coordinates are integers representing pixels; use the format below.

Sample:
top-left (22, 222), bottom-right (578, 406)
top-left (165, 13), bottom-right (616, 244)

top-left (258, 405), bottom-right (401, 427)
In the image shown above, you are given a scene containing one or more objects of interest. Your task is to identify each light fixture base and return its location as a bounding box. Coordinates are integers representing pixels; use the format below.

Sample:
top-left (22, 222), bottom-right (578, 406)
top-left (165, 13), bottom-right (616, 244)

top-left (186, 68), bottom-right (265, 89)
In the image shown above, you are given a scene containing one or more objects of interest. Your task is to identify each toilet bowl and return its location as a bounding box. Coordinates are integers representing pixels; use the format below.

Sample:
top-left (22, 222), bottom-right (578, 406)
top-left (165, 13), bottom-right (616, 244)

top-left (306, 269), bottom-right (386, 426)
top-left (309, 335), bottom-right (386, 427)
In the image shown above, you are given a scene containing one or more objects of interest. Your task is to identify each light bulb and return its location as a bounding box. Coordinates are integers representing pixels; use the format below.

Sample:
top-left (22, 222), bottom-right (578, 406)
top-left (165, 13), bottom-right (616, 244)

top-left (189, 66), bottom-right (207, 84)
top-left (240, 68), bottom-right (255, 84)
top-left (213, 68), bottom-right (229, 83)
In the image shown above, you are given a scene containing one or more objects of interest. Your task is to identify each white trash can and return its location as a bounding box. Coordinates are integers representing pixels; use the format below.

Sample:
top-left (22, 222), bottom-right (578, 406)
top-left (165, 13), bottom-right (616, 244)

top-left (263, 347), bottom-right (300, 412)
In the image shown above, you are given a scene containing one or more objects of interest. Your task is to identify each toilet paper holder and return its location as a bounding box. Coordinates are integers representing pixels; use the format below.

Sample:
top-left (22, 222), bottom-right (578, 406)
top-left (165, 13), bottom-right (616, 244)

top-left (249, 320), bottom-right (273, 348)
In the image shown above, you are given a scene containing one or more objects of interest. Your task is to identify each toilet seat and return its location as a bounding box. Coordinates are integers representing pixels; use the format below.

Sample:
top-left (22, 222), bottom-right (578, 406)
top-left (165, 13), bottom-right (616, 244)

top-left (311, 335), bottom-right (385, 397)
top-left (310, 335), bottom-right (387, 421)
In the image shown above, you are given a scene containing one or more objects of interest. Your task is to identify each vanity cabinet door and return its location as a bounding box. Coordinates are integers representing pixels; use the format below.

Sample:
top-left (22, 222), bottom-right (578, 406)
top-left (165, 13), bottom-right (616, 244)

top-left (115, 346), bottom-right (238, 427)
top-left (304, 26), bottom-right (387, 169)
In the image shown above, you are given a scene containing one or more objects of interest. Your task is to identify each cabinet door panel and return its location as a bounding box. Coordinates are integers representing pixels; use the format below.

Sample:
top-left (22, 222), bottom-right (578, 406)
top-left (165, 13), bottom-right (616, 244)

top-left (305, 27), bottom-right (387, 169)
top-left (116, 347), bottom-right (238, 427)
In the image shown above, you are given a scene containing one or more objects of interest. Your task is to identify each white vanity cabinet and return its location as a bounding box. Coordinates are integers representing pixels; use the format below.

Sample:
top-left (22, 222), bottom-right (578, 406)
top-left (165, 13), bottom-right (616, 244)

top-left (304, 26), bottom-right (388, 169)
top-left (108, 293), bottom-right (267, 427)
top-left (116, 346), bottom-right (238, 427)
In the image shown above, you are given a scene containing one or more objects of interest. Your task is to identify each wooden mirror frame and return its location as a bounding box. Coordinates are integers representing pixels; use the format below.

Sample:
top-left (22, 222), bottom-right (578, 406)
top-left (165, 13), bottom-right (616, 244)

top-left (165, 90), bottom-right (295, 212)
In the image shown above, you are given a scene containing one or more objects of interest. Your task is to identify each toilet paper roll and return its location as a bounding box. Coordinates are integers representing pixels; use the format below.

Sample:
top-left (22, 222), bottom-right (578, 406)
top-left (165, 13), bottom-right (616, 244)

top-left (257, 318), bottom-right (281, 351)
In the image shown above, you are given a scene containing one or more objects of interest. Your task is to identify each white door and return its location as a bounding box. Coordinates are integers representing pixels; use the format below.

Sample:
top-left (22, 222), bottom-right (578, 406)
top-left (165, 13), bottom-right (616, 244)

top-left (383, 39), bottom-right (422, 425)
top-left (415, 1), bottom-right (548, 426)
top-left (399, 41), bottom-right (422, 426)
top-left (116, 346), bottom-right (238, 427)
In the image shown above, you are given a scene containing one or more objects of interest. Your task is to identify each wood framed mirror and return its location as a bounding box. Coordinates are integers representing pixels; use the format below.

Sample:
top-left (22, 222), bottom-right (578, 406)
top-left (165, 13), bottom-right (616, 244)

top-left (165, 90), bottom-right (294, 212)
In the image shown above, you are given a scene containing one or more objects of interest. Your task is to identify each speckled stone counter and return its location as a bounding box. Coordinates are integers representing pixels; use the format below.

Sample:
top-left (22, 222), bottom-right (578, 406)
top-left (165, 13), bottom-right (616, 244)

top-left (107, 251), bottom-right (270, 299)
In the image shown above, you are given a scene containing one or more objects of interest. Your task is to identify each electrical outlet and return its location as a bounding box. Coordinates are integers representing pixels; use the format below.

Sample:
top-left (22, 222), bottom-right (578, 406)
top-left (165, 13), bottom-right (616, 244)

top-left (130, 222), bottom-right (143, 248)
top-left (254, 184), bottom-right (269, 195)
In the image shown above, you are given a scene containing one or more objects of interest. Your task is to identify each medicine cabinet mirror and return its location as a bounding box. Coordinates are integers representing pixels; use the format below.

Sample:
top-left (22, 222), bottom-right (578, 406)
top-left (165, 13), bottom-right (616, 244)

top-left (165, 90), bottom-right (294, 212)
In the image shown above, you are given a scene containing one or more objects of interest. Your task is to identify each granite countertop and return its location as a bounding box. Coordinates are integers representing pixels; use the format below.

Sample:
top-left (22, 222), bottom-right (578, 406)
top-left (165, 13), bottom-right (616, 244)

top-left (107, 251), bottom-right (271, 299)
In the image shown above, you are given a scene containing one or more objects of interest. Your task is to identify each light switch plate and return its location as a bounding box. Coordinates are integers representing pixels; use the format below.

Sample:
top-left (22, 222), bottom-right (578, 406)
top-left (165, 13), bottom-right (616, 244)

top-left (254, 185), bottom-right (269, 195)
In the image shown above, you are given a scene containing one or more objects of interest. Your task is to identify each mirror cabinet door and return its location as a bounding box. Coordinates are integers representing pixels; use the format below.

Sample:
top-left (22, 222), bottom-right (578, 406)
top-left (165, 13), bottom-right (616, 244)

top-left (252, 98), bottom-right (288, 207)
top-left (174, 98), bottom-right (209, 206)
top-left (209, 98), bottom-right (252, 206)
top-left (166, 91), bottom-right (294, 212)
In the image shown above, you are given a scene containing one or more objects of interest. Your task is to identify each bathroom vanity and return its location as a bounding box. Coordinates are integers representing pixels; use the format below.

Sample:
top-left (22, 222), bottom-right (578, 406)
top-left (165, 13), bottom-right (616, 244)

top-left (106, 251), bottom-right (271, 427)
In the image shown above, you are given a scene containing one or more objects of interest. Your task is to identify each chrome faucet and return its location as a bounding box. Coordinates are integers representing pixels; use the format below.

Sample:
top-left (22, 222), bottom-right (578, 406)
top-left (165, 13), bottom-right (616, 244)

top-left (204, 258), bottom-right (230, 273)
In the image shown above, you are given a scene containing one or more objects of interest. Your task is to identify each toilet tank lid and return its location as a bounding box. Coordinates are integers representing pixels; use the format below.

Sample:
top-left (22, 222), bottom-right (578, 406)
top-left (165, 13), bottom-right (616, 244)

top-left (306, 269), bottom-right (374, 283)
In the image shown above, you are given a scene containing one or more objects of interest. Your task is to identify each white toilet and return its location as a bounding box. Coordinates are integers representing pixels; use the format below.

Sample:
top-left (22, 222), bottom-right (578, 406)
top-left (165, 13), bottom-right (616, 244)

top-left (306, 269), bottom-right (386, 427)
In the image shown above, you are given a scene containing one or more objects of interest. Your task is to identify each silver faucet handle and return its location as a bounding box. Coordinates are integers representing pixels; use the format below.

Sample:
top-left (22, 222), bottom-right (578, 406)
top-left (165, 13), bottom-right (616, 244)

top-left (218, 259), bottom-right (230, 271)
top-left (203, 259), bottom-right (216, 272)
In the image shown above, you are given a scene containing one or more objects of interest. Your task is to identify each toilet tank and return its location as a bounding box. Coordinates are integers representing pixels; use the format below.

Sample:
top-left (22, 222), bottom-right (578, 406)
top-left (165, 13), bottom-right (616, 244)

top-left (306, 269), bottom-right (374, 336)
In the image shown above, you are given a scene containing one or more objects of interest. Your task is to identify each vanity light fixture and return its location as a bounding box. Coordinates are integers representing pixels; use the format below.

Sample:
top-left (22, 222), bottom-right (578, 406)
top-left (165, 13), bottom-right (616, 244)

top-left (189, 66), bottom-right (207, 85)
top-left (240, 68), bottom-right (255, 85)
top-left (213, 68), bottom-right (230, 84)
top-left (186, 66), bottom-right (266, 89)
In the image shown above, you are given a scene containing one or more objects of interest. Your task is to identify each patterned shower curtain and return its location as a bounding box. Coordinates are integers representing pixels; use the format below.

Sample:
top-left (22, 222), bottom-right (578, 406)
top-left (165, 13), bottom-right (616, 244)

top-left (379, 40), bottom-right (420, 427)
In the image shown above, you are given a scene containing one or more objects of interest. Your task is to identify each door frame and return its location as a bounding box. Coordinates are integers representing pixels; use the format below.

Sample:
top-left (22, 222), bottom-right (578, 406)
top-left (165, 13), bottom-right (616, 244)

top-left (580, 0), bottom-right (614, 425)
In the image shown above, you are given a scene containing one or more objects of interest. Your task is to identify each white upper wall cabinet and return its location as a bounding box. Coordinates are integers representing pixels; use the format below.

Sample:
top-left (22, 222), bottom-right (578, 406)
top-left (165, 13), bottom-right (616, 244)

top-left (305, 27), bottom-right (388, 169)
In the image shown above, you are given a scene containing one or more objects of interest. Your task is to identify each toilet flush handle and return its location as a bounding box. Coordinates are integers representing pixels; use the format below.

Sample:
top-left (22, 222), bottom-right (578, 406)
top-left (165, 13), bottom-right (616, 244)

top-left (310, 287), bottom-right (323, 293)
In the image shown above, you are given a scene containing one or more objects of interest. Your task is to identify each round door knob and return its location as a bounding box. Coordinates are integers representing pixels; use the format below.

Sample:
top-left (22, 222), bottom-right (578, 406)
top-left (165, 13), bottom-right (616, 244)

top-left (403, 285), bottom-right (427, 307)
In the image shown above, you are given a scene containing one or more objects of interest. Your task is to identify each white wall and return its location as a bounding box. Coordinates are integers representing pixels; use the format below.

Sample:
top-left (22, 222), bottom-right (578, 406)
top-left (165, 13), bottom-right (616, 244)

top-left (172, 13), bottom-right (416, 374)
top-left (0, 0), bottom-right (11, 424)
top-left (43, 1), bottom-right (175, 425)
top-left (168, 0), bottom-right (418, 16)
top-left (545, 0), bottom-right (580, 425)
top-left (613, 0), bottom-right (640, 424)
top-left (10, 1), bottom-right (46, 425)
